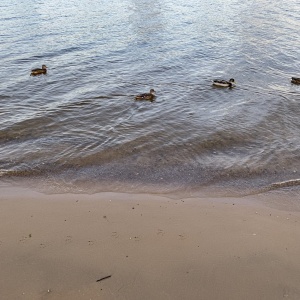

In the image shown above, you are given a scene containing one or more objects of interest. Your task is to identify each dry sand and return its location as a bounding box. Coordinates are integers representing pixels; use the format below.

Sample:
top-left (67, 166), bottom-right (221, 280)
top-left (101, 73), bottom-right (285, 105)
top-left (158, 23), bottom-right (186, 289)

top-left (0, 186), bottom-right (300, 300)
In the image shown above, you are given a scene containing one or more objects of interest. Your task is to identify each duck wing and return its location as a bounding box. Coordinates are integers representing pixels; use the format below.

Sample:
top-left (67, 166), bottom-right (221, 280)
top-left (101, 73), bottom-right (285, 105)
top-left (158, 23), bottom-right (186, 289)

top-left (31, 68), bottom-right (41, 72)
top-left (213, 79), bottom-right (228, 84)
top-left (135, 93), bottom-right (150, 99)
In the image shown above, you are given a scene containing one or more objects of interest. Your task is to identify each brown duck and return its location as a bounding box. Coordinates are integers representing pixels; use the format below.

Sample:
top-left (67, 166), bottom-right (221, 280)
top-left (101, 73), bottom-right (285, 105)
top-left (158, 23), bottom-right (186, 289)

top-left (31, 65), bottom-right (47, 76)
top-left (291, 77), bottom-right (300, 84)
top-left (213, 78), bottom-right (235, 88)
top-left (135, 89), bottom-right (156, 101)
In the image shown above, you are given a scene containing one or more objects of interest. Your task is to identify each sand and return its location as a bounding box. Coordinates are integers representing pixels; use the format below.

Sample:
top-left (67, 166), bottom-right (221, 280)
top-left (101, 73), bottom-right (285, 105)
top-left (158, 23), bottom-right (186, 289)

top-left (0, 185), bottom-right (300, 300)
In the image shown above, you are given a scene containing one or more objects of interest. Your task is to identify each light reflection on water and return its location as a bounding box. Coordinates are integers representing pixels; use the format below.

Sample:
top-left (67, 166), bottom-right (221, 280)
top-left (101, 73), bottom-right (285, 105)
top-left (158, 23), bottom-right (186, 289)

top-left (0, 0), bottom-right (299, 196)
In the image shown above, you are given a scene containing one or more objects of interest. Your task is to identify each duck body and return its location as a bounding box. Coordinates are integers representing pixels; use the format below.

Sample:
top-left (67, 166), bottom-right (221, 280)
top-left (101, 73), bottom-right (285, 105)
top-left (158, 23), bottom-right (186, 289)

top-left (213, 78), bottom-right (235, 88)
top-left (135, 89), bottom-right (156, 101)
top-left (291, 77), bottom-right (300, 84)
top-left (31, 65), bottom-right (47, 76)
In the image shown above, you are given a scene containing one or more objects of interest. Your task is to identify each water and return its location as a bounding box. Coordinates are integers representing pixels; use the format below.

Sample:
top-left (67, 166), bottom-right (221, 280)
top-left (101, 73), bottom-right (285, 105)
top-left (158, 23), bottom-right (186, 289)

top-left (0, 0), bottom-right (300, 196)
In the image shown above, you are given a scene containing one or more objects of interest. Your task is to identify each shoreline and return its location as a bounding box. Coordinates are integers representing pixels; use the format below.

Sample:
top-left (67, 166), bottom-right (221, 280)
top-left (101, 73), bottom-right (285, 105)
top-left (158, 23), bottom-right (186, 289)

top-left (2, 177), bottom-right (300, 209)
top-left (1, 186), bottom-right (300, 299)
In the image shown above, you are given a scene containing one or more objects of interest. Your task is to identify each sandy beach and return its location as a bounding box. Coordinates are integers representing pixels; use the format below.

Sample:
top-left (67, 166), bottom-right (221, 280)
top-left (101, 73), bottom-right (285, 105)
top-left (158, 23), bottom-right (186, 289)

top-left (1, 186), bottom-right (300, 300)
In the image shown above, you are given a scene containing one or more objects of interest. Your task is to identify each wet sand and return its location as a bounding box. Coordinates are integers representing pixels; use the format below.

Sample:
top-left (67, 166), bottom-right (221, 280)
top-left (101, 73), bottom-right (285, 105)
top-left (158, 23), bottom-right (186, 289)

top-left (1, 186), bottom-right (300, 299)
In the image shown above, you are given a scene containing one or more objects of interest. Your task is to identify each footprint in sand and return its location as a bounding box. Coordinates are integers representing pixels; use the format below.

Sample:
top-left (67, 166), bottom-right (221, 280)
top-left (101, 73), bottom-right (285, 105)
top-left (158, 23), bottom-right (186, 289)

top-left (65, 236), bottom-right (72, 243)
top-left (111, 232), bottom-right (119, 238)
top-left (179, 234), bottom-right (186, 240)
top-left (19, 236), bottom-right (31, 243)
top-left (157, 229), bottom-right (165, 236)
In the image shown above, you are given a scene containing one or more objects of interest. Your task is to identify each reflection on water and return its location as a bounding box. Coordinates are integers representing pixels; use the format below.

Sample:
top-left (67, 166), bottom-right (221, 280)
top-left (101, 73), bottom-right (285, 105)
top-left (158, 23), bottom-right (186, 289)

top-left (0, 0), bottom-right (299, 196)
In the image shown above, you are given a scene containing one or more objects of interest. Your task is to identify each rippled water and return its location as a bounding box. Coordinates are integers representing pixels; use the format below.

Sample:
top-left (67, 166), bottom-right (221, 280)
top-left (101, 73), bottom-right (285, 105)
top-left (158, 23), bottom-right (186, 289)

top-left (0, 0), bottom-right (300, 196)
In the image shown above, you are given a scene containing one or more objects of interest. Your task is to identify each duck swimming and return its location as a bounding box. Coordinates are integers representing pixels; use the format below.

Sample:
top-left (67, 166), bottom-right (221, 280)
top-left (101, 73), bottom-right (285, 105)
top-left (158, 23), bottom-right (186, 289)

top-left (213, 78), bottom-right (235, 88)
top-left (135, 89), bottom-right (156, 101)
top-left (31, 65), bottom-right (47, 76)
top-left (291, 77), bottom-right (300, 84)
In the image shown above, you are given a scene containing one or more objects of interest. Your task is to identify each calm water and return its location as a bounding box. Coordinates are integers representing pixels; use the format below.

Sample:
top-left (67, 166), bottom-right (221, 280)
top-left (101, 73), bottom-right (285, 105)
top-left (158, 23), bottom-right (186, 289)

top-left (0, 0), bottom-right (300, 196)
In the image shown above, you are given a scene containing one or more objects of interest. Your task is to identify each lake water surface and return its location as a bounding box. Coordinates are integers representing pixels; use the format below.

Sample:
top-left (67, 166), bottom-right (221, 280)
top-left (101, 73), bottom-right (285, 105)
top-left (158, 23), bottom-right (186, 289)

top-left (0, 0), bottom-right (300, 197)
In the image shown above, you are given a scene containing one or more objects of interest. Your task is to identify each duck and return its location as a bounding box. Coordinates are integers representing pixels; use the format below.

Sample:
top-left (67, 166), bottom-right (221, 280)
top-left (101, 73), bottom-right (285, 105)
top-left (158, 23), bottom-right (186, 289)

top-left (30, 65), bottom-right (47, 76)
top-left (213, 78), bottom-right (235, 88)
top-left (135, 89), bottom-right (156, 101)
top-left (291, 77), bottom-right (300, 84)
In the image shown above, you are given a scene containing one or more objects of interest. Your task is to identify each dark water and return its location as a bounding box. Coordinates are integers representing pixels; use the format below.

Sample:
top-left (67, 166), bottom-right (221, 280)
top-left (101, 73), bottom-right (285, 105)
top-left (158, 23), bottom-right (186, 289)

top-left (0, 0), bottom-right (300, 196)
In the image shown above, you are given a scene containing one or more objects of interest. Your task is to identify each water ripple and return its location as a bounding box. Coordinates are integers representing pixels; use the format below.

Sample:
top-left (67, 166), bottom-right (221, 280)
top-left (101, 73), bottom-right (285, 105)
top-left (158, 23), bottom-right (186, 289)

top-left (0, 0), bottom-right (299, 196)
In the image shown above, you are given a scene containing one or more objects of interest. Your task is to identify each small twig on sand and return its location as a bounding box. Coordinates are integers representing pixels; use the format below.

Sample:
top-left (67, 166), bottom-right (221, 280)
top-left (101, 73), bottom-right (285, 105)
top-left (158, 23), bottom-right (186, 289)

top-left (96, 275), bottom-right (112, 282)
